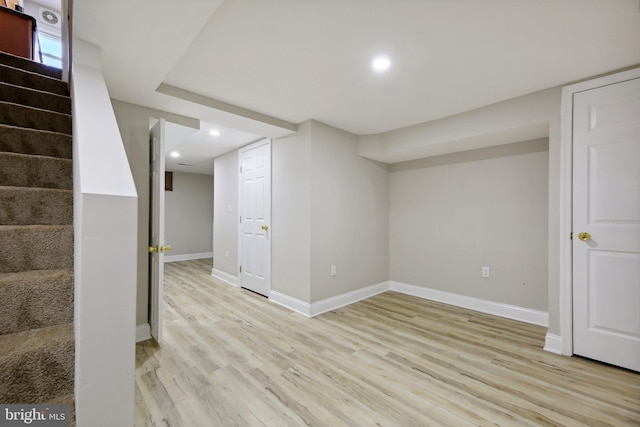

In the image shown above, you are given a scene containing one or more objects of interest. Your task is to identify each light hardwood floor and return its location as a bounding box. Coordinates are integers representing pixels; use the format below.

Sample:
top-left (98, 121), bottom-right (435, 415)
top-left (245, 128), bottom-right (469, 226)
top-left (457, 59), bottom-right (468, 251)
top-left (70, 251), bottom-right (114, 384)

top-left (135, 259), bottom-right (640, 426)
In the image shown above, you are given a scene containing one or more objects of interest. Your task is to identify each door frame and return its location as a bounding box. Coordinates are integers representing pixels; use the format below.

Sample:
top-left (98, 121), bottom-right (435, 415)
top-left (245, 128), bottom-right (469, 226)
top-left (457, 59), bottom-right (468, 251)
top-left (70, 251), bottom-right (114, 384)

top-left (237, 138), bottom-right (272, 293)
top-left (558, 67), bottom-right (640, 356)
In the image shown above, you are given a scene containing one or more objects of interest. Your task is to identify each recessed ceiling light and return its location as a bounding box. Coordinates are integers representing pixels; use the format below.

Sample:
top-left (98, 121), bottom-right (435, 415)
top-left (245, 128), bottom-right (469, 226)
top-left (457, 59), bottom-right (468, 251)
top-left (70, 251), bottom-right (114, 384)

top-left (372, 55), bottom-right (391, 72)
top-left (170, 151), bottom-right (180, 158)
top-left (209, 129), bottom-right (220, 137)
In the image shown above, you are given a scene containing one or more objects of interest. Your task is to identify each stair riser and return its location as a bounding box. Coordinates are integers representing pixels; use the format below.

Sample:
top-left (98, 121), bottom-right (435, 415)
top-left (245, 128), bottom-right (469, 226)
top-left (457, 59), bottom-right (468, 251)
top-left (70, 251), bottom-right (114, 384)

top-left (0, 82), bottom-right (71, 114)
top-left (0, 51), bottom-right (62, 79)
top-left (0, 125), bottom-right (72, 159)
top-left (0, 271), bottom-right (73, 335)
top-left (0, 64), bottom-right (68, 96)
top-left (0, 102), bottom-right (71, 134)
top-left (0, 187), bottom-right (73, 225)
top-left (0, 336), bottom-right (74, 404)
top-left (0, 226), bottom-right (73, 273)
top-left (0, 153), bottom-right (72, 189)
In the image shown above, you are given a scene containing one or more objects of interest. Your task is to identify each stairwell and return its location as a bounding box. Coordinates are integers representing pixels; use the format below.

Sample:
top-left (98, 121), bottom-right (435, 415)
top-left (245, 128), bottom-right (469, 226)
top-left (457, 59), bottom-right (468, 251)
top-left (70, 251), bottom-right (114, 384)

top-left (0, 51), bottom-right (74, 414)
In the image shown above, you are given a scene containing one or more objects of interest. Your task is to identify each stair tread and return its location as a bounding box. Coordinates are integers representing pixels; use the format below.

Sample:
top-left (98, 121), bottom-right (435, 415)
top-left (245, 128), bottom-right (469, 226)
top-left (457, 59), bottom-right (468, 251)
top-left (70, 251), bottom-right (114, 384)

top-left (0, 268), bottom-right (73, 285)
top-left (0, 323), bottom-right (73, 355)
top-left (0, 186), bottom-right (73, 225)
top-left (0, 81), bottom-right (71, 114)
top-left (0, 269), bottom-right (73, 335)
top-left (0, 224), bottom-right (73, 230)
top-left (0, 51), bottom-right (63, 79)
top-left (0, 124), bottom-right (72, 159)
top-left (0, 101), bottom-right (72, 135)
top-left (0, 152), bottom-right (73, 190)
top-left (0, 151), bottom-right (72, 163)
top-left (0, 323), bottom-right (74, 404)
top-left (0, 185), bottom-right (72, 193)
top-left (0, 63), bottom-right (68, 96)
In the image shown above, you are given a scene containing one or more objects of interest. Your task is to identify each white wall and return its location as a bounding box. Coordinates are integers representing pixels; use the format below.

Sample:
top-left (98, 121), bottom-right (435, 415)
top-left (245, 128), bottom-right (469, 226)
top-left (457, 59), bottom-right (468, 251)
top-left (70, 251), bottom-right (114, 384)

top-left (212, 150), bottom-right (239, 281)
top-left (309, 121), bottom-right (389, 302)
top-left (165, 172), bottom-right (213, 259)
top-left (72, 37), bottom-right (137, 427)
top-left (390, 139), bottom-right (549, 311)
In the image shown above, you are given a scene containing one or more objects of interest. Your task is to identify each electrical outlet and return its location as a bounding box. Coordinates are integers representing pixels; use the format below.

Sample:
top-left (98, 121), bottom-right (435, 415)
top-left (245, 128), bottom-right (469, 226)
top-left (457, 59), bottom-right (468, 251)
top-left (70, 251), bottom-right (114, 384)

top-left (330, 265), bottom-right (337, 277)
top-left (482, 266), bottom-right (490, 278)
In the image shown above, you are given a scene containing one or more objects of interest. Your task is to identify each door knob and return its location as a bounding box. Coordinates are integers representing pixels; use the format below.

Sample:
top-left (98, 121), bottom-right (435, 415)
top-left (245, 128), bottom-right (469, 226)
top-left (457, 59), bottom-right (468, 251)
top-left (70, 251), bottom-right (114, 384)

top-left (149, 246), bottom-right (158, 253)
top-left (261, 225), bottom-right (269, 231)
top-left (578, 232), bottom-right (591, 242)
top-left (161, 245), bottom-right (172, 253)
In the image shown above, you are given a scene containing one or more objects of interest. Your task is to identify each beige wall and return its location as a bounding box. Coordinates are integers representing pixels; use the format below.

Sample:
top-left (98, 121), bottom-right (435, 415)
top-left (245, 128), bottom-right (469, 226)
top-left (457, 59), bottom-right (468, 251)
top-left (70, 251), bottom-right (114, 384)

top-left (272, 122), bottom-right (312, 301)
top-left (111, 99), bottom-right (199, 325)
top-left (390, 139), bottom-right (549, 311)
top-left (212, 150), bottom-right (239, 277)
top-left (271, 120), bottom-right (390, 303)
top-left (165, 172), bottom-right (213, 256)
top-left (309, 121), bottom-right (389, 302)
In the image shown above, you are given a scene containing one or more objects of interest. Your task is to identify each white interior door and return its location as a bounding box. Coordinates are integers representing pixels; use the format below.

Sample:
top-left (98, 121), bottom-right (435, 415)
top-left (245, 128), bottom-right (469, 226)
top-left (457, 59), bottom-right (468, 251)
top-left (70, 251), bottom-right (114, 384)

top-left (149, 119), bottom-right (166, 343)
top-left (239, 139), bottom-right (271, 296)
top-left (572, 77), bottom-right (640, 372)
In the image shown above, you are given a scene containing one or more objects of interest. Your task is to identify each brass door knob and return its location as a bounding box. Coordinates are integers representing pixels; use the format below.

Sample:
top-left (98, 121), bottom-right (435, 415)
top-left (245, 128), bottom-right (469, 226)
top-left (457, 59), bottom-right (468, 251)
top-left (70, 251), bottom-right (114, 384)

top-left (578, 232), bottom-right (591, 242)
top-left (261, 225), bottom-right (269, 231)
top-left (161, 245), bottom-right (172, 253)
top-left (149, 246), bottom-right (159, 253)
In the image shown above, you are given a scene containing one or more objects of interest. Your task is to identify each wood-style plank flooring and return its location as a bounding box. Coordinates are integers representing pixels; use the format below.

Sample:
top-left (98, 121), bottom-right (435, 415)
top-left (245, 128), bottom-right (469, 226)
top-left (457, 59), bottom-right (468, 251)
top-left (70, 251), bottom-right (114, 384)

top-left (135, 259), bottom-right (640, 426)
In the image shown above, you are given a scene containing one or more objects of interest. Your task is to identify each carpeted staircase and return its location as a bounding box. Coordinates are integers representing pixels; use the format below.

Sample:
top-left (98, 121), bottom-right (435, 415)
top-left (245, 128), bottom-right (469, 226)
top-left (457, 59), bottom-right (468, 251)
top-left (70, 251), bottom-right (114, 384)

top-left (0, 51), bottom-right (74, 412)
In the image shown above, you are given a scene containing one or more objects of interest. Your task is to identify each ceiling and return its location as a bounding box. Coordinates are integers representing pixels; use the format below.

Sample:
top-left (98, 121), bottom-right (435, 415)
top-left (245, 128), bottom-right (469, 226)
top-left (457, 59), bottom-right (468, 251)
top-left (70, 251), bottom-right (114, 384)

top-left (72, 0), bottom-right (640, 172)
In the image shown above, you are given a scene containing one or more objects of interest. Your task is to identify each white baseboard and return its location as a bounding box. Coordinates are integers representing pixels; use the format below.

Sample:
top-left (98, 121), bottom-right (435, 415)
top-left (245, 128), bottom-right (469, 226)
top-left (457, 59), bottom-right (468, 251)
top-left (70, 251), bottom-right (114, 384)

top-left (543, 333), bottom-right (563, 354)
top-left (165, 252), bottom-right (213, 263)
top-left (310, 281), bottom-right (389, 317)
top-left (211, 268), bottom-right (239, 287)
top-left (270, 282), bottom-right (389, 318)
top-left (269, 291), bottom-right (311, 317)
top-left (136, 323), bottom-right (151, 343)
top-left (389, 281), bottom-right (549, 327)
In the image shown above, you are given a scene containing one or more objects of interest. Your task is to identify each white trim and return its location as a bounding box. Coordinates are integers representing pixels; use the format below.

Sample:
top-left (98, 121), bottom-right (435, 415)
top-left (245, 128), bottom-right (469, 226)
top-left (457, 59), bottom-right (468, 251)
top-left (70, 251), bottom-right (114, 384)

top-left (558, 67), bottom-right (640, 356)
top-left (309, 282), bottom-right (389, 317)
top-left (269, 291), bottom-right (311, 317)
top-left (544, 333), bottom-right (563, 355)
top-left (211, 268), bottom-right (239, 287)
top-left (389, 281), bottom-right (549, 327)
top-left (136, 323), bottom-right (151, 343)
top-left (270, 280), bottom-right (547, 327)
top-left (165, 252), bottom-right (213, 263)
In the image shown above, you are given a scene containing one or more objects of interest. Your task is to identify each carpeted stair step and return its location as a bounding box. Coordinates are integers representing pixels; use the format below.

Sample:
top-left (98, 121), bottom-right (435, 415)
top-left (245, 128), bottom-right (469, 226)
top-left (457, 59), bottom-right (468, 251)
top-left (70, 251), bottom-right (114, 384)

top-left (0, 124), bottom-right (72, 159)
top-left (0, 82), bottom-right (71, 114)
top-left (0, 187), bottom-right (73, 225)
top-left (0, 323), bottom-right (74, 404)
top-left (0, 63), bottom-right (68, 96)
top-left (0, 152), bottom-right (72, 189)
top-left (0, 101), bottom-right (71, 134)
top-left (0, 51), bottom-right (62, 79)
top-left (0, 269), bottom-right (73, 335)
top-left (0, 225), bottom-right (73, 273)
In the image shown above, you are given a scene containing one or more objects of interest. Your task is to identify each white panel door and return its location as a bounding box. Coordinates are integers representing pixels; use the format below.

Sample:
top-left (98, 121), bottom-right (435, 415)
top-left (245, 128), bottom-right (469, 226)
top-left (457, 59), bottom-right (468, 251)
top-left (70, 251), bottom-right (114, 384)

top-left (239, 139), bottom-right (271, 296)
top-left (573, 77), bottom-right (640, 372)
top-left (149, 119), bottom-right (166, 343)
